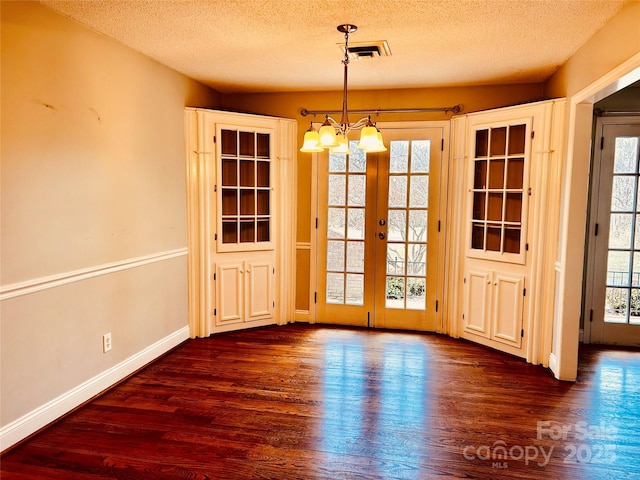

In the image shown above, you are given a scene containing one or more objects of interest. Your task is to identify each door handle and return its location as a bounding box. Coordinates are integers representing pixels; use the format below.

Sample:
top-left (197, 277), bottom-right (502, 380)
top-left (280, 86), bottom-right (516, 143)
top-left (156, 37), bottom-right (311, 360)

top-left (378, 232), bottom-right (386, 240)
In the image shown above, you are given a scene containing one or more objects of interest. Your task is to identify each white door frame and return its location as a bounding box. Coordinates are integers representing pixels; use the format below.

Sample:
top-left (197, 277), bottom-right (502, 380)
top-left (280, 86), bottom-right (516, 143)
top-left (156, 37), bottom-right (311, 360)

top-left (552, 55), bottom-right (640, 380)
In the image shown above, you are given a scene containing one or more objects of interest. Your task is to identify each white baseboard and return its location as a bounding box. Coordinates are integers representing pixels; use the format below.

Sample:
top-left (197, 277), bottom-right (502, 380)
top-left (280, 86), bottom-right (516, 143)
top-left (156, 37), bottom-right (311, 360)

top-left (579, 328), bottom-right (584, 343)
top-left (548, 352), bottom-right (558, 379)
top-left (0, 326), bottom-right (190, 452)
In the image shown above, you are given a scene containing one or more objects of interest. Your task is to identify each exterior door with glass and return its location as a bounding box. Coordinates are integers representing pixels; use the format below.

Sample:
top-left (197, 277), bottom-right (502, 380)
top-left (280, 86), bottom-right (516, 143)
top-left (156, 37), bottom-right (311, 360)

top-left (586, 119), bottom-right (640, 345)
top-left (316, 126), bottom-right (445, 331)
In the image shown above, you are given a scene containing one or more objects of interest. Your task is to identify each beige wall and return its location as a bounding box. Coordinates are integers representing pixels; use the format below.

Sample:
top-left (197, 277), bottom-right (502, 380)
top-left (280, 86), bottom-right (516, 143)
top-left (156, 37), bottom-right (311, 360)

top-left (1, 1), bottom-right (218, 431)
top-left (544, 0), bottom-right (640, 99)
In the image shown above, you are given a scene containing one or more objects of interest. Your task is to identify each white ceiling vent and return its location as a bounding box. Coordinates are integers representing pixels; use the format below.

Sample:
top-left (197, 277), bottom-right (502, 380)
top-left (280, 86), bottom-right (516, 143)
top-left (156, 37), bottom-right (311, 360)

top-left (339, 40), bottom-right (391, 60)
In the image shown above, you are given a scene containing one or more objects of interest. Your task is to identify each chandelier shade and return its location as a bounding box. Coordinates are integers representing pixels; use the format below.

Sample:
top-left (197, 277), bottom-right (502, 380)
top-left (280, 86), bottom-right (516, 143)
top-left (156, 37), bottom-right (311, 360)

top-left (300, 24), bottom-right (386, 155)
top-left (318, 122), bottom-right (339, 147)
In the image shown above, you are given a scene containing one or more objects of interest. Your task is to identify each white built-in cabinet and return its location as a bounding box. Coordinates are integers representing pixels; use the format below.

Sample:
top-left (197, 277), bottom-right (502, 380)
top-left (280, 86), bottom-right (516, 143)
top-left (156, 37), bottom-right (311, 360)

top-left (465, 269), bottom-right (525, 349)
top-left (184, 109), bottom-right (297, 337)
top-left (449, 99), bottom-right (565, 363)
top-left (216, 259), bottom-right (274, 324)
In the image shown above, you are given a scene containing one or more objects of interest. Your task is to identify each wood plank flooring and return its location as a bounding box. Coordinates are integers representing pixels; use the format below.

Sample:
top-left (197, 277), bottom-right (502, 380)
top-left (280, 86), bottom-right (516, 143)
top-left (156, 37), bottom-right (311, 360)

top-left (2, 324), bottom-right (639, 479)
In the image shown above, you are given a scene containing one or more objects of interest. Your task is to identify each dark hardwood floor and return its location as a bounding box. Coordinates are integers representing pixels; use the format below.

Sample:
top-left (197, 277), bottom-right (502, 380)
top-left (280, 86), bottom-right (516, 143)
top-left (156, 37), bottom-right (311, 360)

top-left (2, 324), bottom-right (639, 479)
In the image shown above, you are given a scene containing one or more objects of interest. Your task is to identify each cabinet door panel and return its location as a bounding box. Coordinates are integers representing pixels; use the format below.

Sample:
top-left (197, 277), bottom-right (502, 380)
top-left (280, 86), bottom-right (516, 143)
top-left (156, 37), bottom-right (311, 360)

top-left (216, 263), bottom-right (244, 325)
top-left (216, 125), bottom-right (275, 252)
top-left (245, 261), bottom-right (273, 322)
top-left (492, 273), bottom-right (524, 347)
top-left (466, 119), bottom-right (532, 264)
top-left (464, 270), bottom-right (491, 337)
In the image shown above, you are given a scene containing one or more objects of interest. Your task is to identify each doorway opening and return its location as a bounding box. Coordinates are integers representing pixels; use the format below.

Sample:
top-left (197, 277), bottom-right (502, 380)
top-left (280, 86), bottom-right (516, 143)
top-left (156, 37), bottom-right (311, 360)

top-left (583, 81), bottom-right (640, 346)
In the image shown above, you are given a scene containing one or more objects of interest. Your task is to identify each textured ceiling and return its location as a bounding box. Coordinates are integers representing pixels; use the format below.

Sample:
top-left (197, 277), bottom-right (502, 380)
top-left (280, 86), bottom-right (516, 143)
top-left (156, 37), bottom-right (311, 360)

top-left (40, 0), bottom-right (627, 94)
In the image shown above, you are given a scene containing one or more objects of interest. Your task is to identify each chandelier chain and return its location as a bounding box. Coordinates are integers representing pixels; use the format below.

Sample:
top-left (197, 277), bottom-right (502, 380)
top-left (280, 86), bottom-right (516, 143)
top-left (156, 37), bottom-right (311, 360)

top-left (342, 28), bottom-right (350, 67)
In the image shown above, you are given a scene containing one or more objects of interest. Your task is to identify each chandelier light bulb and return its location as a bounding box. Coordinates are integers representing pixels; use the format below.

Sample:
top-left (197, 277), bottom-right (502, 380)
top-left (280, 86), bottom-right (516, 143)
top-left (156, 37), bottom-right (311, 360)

top-left (318, 123), bottom-right (339, 147)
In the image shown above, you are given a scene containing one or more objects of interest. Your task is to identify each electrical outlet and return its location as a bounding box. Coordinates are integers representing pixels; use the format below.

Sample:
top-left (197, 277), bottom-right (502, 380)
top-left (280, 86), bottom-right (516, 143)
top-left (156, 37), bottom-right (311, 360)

top-left (102, 332), bottom-right (112, 353)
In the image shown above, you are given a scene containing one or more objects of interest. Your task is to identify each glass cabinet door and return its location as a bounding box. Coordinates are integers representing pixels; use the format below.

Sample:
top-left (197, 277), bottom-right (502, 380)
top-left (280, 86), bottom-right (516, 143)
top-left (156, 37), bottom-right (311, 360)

top-left (218, 127), bottom-right (273, 251)
top-left (469, 121), bottom-right (530, 263)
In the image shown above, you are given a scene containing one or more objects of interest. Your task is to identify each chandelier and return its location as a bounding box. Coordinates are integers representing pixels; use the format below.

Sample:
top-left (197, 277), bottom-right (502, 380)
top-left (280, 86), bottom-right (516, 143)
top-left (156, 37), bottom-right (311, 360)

top-left (300, 24), bottom-right (386, 154)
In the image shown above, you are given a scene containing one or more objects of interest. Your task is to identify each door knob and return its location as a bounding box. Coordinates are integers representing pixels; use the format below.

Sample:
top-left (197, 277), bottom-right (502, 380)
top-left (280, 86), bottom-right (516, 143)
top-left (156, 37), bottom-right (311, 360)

top-left (378, 232), bottom-right (386, 240)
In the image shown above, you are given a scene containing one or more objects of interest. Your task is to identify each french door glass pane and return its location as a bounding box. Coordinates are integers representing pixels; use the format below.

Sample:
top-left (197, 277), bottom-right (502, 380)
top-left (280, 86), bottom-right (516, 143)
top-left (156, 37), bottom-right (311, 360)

top-left (407, 278), bottom-right (426, 310)
top-left (326, 147), bottom-right (365, 306)
top-left (327, 240), bottom-right (345, 271)
top-left (386, 277), bottom-right (405, 308)
top-left (346, 274), bottom-right (364, 305)
top-left (347, 209), bottom-right (365, 239)
top-left (611, 176), bottom-right (636, 211)
top-left (327, 208), bottom-right (345, 239)
top-left (328, 175), bottom-right (346, 205)
top-left (346, 241), bottom-right (364, 273)
top-left (409, 176), bottom-right (428, 208)
top-left (388, 210), bottom-right (407, 241)
top-left (607, 250), bottom-right (630, 286)
top-left (329, 154), bottom-right (346, 172)
top-left (327, 273), bottom-right (344, 304)
top-left (408, 245), bottom-right (426, 275)
top-left (632, 289), bottom-right (640, 325)
top-left (408, 210), bottom-right (427, 242)
top-left (349, 147), bottom-right (366, 172)
top-left (609, 213), bottom-right (633, 249)
top-left (348, 175), bottom-right (366, 206)
top-left (390, 141), bottom-right (409, 173)
top-left (604, 136), bottom-right (640, 324)
top-left (633, 254), bottom-right (640, 287)
top-left (614, 137), bottom-right (638, 173)
top-left (388, 176), bottom-right (408, 207)
top-left (605, 287), bottom-right (628, 323)
top-left (387, 244), bottom-right (406, 275)
top-left (411, 141), bottom-right (430, 172)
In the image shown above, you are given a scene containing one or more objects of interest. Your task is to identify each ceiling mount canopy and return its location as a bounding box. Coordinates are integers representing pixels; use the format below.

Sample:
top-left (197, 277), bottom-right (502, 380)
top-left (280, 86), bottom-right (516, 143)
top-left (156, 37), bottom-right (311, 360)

top-left (300, 24), bottom-right (386, 155)
top-left (337, 23), bottom-right (357, 35)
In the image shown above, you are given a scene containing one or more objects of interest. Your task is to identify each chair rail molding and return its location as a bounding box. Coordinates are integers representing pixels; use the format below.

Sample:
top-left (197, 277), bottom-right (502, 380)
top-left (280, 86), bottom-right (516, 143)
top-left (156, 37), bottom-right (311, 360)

top-left (0, 248), bottom-right (188, 301)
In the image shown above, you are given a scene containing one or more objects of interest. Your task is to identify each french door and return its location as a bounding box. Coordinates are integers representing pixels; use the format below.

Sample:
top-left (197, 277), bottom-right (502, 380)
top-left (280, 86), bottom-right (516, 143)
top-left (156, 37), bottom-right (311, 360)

top-left (586, 118), bottom-right (640, 345)
top-left (316, 126), bottom-right (445, 331)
